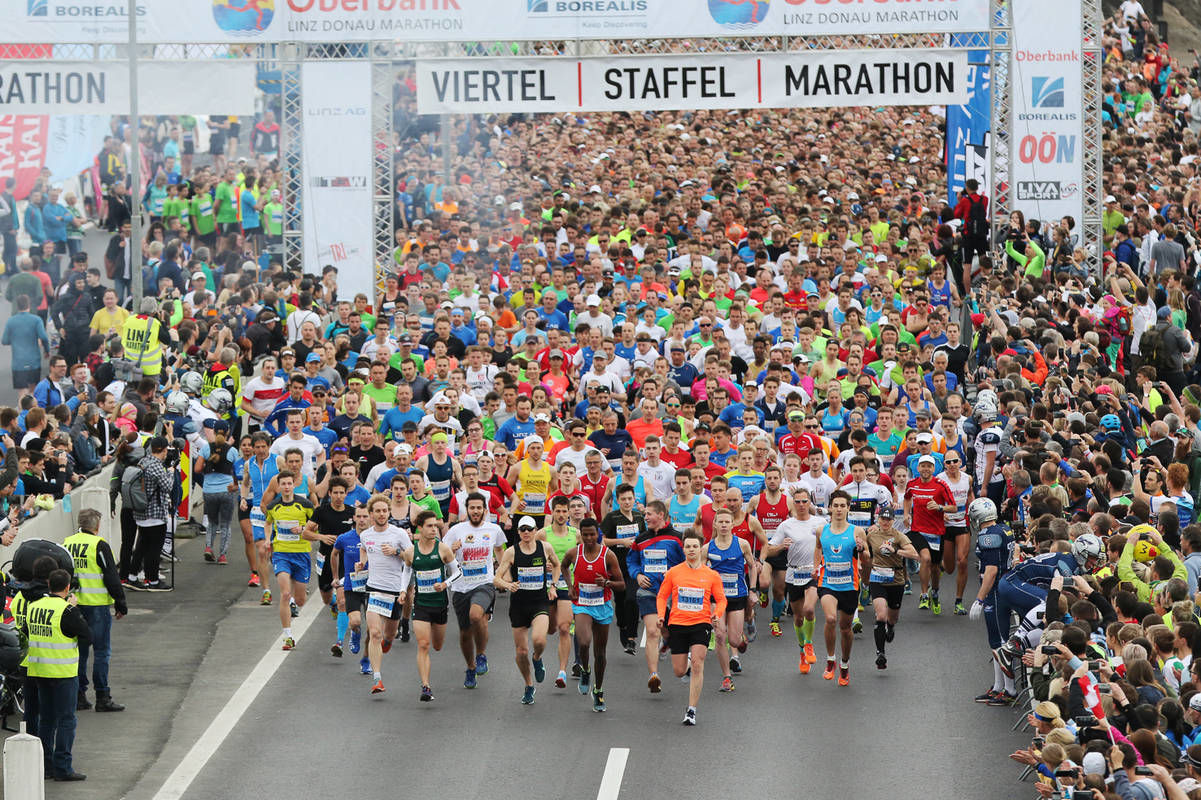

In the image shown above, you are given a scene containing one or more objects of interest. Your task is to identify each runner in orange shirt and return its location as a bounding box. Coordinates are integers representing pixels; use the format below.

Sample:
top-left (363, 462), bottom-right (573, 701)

top-left (657, 527), bottom-right (727, 726)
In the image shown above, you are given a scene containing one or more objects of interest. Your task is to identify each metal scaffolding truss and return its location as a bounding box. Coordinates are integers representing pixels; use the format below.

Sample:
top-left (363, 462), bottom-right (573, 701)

top-left (1081, 0), bottom-right (1106, 273)
top-left (280, 43), bottom-right (305, 274)
top-left (371, 54), bottom-right (395, 301)
top-left (989, 0), bottom-right (1013, 249)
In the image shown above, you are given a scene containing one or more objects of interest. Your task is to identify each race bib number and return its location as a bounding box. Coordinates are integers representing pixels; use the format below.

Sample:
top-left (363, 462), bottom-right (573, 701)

top-left (415, 569), bottom-right (441, 594)
top-left (720, 572), bottom-right (740, 594)
top-left (617, 524), bottom-right (639, 539)
top-left (869, 567), bottom-right (896, 584)
top-left (786, 566), bottom-right (812, 585)
top-left (523, 492), bottom-right (545, 510)
top-left (463, 558), bottom-right (488, 580)
top-left (517, 566), bottom-right (545, 591)
top-left (824, 566), bottom-right (853, 588)
top-left (676, 586), bottom-right (704, 612)
top-left (250, 508), bottom-right (267, 525)
top-left (198, 199), bottom-right (212, 216)
top-left (431, 480), bottom-right (451, 501)
top-left (577, 584), bottom-right (605, 606)
top-left (275, 521), bottom-right (300, 543)
top-left (922, 533), bottom-right (942, 553)
top-left (555, 575), bottom-right (568, 591)
top-left (367, 592), bottom-right (395, 616)
top-left (643, 548), bottom-right (667, 575)
top-left (315, 553), bottom-right (326, 573)
top-left (349, 570), bottom-right (368, 591)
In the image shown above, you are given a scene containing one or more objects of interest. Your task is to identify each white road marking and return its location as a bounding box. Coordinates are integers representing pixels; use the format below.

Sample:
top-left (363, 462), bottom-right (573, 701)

top-left (149, 597), bottom-right (323, 800)
top-left (639, 626), bottom-right (646, 649)
top-left (597, 747), bottom-right (629, 800)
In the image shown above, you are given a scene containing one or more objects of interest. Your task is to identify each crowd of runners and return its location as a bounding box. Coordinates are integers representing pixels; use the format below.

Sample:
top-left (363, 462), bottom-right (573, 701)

top-left (11, 4), bottom-right (1201, 777)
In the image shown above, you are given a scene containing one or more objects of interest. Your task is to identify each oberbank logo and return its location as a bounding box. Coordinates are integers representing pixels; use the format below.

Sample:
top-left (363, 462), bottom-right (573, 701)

top-left (709, 0), bottom-right (769, 29)
top-left (213, 0), bottom-right (275, 36)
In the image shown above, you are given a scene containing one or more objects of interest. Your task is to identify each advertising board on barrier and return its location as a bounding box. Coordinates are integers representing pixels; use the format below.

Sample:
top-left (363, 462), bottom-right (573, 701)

top-left (300, 61), bottom-right (374, 303)
top-left (1009, 0), bottom-right (1083, 225)
top-left (416, 51), bottom-right (969, 114)
top-left (0, 61), bottom-right (257, 115)
top-left (2, 0), bottom-right (993, 44)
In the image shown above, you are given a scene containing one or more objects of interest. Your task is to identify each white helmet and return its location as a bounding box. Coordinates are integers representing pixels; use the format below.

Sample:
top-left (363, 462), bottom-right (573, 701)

top-left (1071, 533), bottom-right (1103, 568)
top-left (180, 371), bottom-right (204, 396)
top-left (206, 388), bottom-right (233, 415)
top-left (975, 401), bottom-right (997, 421)
top-left (967, 498), bottom-right (998, 531)
top-left (165, 391), bottom-right (189, 416)
top-left (976, 389), bottom-right (999, 408)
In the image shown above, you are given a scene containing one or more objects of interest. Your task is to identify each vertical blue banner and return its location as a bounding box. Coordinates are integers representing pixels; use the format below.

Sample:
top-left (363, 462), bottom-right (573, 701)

top-left (945, 35), bottom-right (991, 205)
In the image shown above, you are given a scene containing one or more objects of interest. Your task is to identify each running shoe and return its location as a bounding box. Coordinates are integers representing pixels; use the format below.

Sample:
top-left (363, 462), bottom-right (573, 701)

top-left (350, 630), bottom-right (361, 654)
top-left (648, 673), bottom-right (661, 693)
top-left (852, 615), bottom-right (863, 634)
top-left (838, 666), bottom-right (850, 686)
top-left (420, 686), bottom-right (434, 702)
top-left (592, 688), bottom-right (606, 712)
top-left (987, 692), bottom-right (1016, 707)
top-left (382, 639), bottom-right (392, 654)
top-left (974, 690), bottom-right (999, 704)
top-left (903, 581), bottom-right (912, 596)
top-left (281, 637), bottom-right (295, 651)
top-left (804, 643), bottom-right (816, 664)
top-left (729, 656), bottom-right (742, 674)
top-left (204, 547), bottom-right (214, 562)
top-left (579, 669), bottom-right (591, 695)
top-left (555, 671), bottom-right (567, 688)
top-left (475, 654), bottom-right (489, 676)
top-left (399, 620), bottom-right (411, 643)
top-left (248, 572), bottom-right (261, 587)
top-left (719, 676), bottom-right (735, 692)
top-left (931, 596), bottom-right (942, 616)
top-left (799, 654), bottom-right (811, 674)
top-left (217, 555), bottom-right (228, 565)
top-left (757, 590), bottom-right (768, 608)
top-left (260, 589), bottom-right (272, 605)
top-left (954, 600), bottom-right (967, 616)
top-left (359, 657), bottom-right (371, 675)
top-left (745, 617), bottom-right (757, 642)
top-left (885, 624), bottom-right (895, 644)
top-left (464, 669), bottom-right (477, 689)
top-left (371, 680), bottom-right (385, 695)
top-left (331, 642), bottom-right (343, 658)
top-left (623, 640), bottom-right (636, 656)
top-left (917, 593), bottom-right (930, 610)
top-left (124, 579), bottom-right (148, 592)
top-left (533, 658), bottom-right (545, 683)
top-left (769, 621), bottom-right (782, 638)
top-left (876, 651), bottom-right (887, 670)
top-left (682, 708), bottom-right (697, 726)
top-left (521, 686), bottom-right (536, 705)
top-left (571, 663), bottom-right (582, 679)
top-left (290, 601), bottom-right (300, 619)
top-left (823, 660), bottom-right (836, 680)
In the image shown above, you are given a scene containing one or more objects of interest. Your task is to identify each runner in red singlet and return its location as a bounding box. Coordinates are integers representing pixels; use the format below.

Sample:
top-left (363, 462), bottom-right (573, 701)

top-left (578, 450), bottom-right (610, 522)
top-left (750, 465), bottom-right (793, 637)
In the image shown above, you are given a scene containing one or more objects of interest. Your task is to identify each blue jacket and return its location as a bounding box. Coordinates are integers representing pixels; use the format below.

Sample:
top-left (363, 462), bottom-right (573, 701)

top-left (627, 529), bottom-right (685, 595)
top-left (40, 202), bottom-right (70, 243)
top-left (23, 204), bottom-right (44, 245)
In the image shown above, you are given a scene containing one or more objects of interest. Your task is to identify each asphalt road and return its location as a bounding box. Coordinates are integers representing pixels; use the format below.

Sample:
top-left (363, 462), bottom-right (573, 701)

top-left (126, 582), bottom-right (1027, 800)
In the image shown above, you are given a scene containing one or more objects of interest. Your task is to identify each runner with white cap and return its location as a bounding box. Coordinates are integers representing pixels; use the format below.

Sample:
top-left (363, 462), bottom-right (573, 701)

top-left (494, 515), bottom-right (561, 704)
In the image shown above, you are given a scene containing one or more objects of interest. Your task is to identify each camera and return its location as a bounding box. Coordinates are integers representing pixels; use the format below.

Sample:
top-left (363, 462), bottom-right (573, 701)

top-left (1134, 766), bottom-right (1153, 776)
top-left (1073, 715), bottom-right (1096, 727)
top-left (1072, 792), bottom-right (1094, 800)
top-left (1089, 660), bottom-right (1105, 671)
top-left (1041, 645), bottom-right (1060, 655)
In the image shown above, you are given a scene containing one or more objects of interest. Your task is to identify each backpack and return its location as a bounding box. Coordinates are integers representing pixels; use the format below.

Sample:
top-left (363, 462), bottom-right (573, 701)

top-left (1140, 322), bottom-right (1169, 371)
top-left (966, 195), bottom-right (989, 239)
top-left (120, 465), bottom-right (149, 513)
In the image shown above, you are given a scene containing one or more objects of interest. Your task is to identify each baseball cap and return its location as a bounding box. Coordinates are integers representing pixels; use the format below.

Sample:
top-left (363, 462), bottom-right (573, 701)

top-left (191, 271), bottom-right (206, 282)
top-left (918, 454), bottom-right (936, 466)
top-left (1158, 306), bottom-right (1171, 319)
top-left (533, 413), bottom-right (551, 423)
top-left (396, 443), bottom-right (413, 455)
top-left (1105, 194), bottom-right (1117, 203)
top-left (916, 432), bottom-right (933, 444)
top-left (518, 516), bottom-right (538, 530)
top-left (586, 294), bottom-right (601, 307)
top-left (788, 410), bottom-right (804, 421)
top-left (549, 349), bottom-right (564, 360)
top-left (523, 434), bottom-right (542, 447)
top-left (305, 352), bottom-right (322, 363)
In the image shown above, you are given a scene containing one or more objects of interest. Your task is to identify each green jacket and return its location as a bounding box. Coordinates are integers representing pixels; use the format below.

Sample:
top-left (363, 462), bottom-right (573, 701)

top-left (1117, 537), bottom-right (1187, 602)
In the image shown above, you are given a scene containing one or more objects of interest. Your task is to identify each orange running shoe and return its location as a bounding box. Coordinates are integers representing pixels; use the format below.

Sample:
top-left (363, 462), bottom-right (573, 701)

top-left (371, 680), bottom-right (385, 694)
top-left (822, 660), bottom-right (835, 680)
top-left (804, 643), bottom-right (816, 664)
top-left (799, 654), bottom-right (811, 674)
top-left (838, 667), bottom-right (850, 687)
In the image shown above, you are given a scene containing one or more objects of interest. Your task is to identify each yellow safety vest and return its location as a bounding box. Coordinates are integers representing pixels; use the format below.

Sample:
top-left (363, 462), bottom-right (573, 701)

top-left (64, 532), bottom-right (112, 606)
top-left (24, 595), bottom-right (77, 679)
top-left (121, 315), bottom-right (162, 376)
top-left (11, 592), bottom-right (29, 668)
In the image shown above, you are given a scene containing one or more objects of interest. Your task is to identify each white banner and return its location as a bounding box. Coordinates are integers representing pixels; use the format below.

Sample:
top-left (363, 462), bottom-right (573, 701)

top-left (2, 0), bottom-right (992, 44)
top-left (416, 51), bottom-right (968, 114)
top-left (1009, 0), bottom-right (1083, 226)
top-left (301, 61), bottom-right (374, 303)
top-left (0, 61), bottom-right (256, 114)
